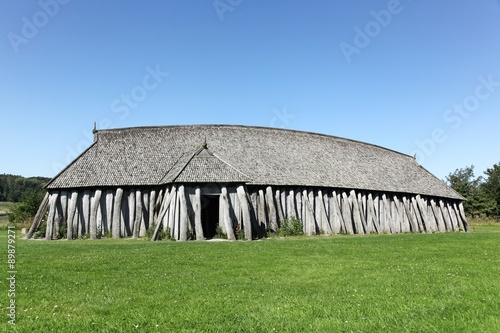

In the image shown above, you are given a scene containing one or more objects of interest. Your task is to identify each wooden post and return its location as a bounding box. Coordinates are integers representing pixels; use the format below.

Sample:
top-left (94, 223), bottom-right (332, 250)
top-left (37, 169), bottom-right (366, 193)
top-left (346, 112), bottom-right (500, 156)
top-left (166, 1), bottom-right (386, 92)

top-left (303, 190), bottom-right (316, 236)
top-left (411, 196), bottom-right (424, 233)
top-left (265, 186), bottom-right (278, 232)
top-left (350, 190), bottom-right (365, 234)
top-left (317, 190), bottom-right (331, 235)
top-left (373, 194), bottom-right (381, 234)
top-left (89, 189), bottom-right (102, 240)
top-left (258, 189), bottom-right (267, 235)
top-left (193, 186), bottom-right (204, 240)
top-left (27, 192), bottom-right (49, 239)
top-left (81, 190), bottom-right (91, 236)
top-left (287, 189), bottom-right (295, 218)
top-left (341, 191), bottom-right (354, 234)
top-left (237, 185), bottom-right (252, 240)
top-left (275, 189), bottom-right (284, 224)
top-left (329, 190), bottom-right (342, 234)
top-left (148, 189), bottom-right (156, 229)
top-left (458, 202), bottom-right (469, 232)
top-left (360, 193), bottom-right (372, 234)
top-left (66, 191), bottom-right (78, 240)
top-left (112, 188), bottom-right (123, 238)
top-left (151, 186), bottom-right (176, 241)
top-left (447, 202), bottom-right (459, 231)
top-left (430, 199), bottom-right (445, 232)
top-left (132, 189), bottom-right (142, 238)
top-left (139, 191), bottom-right (149, 237)
top-left (45, 192), bottom-right (59, 240)
top-left (104, 190), bottom-right (113, 234)
top-left (177, 185), bottom-right (188, 241)
top-left (221, 186), bottom-right (236, 240)
top-left (366, 193), bottom-right (377, 234)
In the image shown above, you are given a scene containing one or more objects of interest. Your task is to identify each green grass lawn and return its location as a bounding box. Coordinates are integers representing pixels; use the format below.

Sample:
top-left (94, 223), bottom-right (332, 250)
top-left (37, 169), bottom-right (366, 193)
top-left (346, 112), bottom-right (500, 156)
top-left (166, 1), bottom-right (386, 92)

top-left (1, 224), bottom-right (499, 332)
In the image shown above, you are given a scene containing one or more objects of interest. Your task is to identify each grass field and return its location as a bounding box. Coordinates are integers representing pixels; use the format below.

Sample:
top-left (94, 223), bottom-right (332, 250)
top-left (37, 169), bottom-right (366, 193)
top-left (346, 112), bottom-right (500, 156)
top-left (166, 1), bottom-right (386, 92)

top-left (1, 223), bottom-right (499, 332)
top-left (0, 202), bottom-right (14, 225)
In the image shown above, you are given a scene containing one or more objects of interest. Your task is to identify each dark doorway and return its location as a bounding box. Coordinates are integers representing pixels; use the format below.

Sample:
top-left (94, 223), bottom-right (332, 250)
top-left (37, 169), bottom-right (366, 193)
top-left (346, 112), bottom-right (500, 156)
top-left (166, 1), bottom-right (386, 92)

top-left (201, 195), bottom-right (219, 239)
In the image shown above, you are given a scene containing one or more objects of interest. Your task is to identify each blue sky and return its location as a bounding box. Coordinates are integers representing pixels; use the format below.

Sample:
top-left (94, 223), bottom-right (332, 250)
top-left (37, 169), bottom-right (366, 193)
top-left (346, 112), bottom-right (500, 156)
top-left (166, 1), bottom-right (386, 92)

top-left (1, 0), bottom-right (499, 182)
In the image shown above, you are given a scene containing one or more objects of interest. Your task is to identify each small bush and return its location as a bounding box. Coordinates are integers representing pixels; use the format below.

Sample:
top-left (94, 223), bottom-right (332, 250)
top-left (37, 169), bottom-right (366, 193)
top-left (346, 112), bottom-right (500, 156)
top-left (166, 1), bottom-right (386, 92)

top-left (278, 217), bottom-right (304, 237)
top-left (235, 225), bottom-right (245, 240)
top-left (33, 223), bottom-right (47, 239)
top-left (147, 226), bottom-right (172, 241)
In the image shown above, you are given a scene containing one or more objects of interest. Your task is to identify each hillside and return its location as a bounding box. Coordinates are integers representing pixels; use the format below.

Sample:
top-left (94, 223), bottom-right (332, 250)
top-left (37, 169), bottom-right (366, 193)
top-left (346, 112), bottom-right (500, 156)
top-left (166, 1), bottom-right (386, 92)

top-left (0, 174), bottom-right (50, 202)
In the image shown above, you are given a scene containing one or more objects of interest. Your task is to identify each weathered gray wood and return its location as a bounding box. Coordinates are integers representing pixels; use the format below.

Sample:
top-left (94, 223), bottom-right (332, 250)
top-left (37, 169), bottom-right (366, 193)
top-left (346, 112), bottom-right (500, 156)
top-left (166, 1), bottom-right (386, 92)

top-left (96, 196), bottom-right (103, 237)
top-left (287, 189), bottom-right (295, 218)
top-left (458, 202), bottom-right (469, 232)
top-left (126, 190), bottom-right (135, 236)
top-left (112, 188), bottom-right (123, 238)
top-left (275, 189), bottom-right (284, 224)
top-left (89, 189), bottom-right (102, 240)
top-left (318, 190), bottom-right (331, 235)
top-left (402, 196), bottom-right (418, 233)
top-left (139, 191), bottom-right (148, 237)
top-left (104, 190), bottom-right (113, 234)
top-left (350, 190), bottom-right (365, 234)
top-left (151, 186), bottom-right (176, 240)
top-left (394, 196), bottom-right (408, 233)
top-left (148, 189), bottom-right (156, 229)
top-left (132, 189), bottom-right (142, 238)
top-left (314, 191), bottom-right (323, 233)
top-left (453, 203), bottom-right (465, 231)
top-left (221, 186), bottom-right (236, 240)
top-left (280, 190), bottom-right (287, 218)
top-left (81, 190), bottom-right (91, 236)
top-left (373, 194), bottom-right (381, 233)
top-left (411, 196), bottom-right (424, 232)
top-left (301, 190), bottom-right (315, 236)
top-left (237, 185), bottom-right (252, 240)
top-left (66, 191), bottom-right (78, 240)
top-left (323, 191), bottom-right (333, 234)
top-left (193, 187), bottom-right (204, 240)
top-left (178, 185), bottom-right (188, 241)
top-left (388, 199), bottom-right (400, 234)
top-left (329, 190), bottom-right (342, 234)
top-left (361, 193), bottom-right (372, 233)
top-left (438, 199), bottom-right (452, 231)
top-left (168, 186), bottom-right (178, 237)
top-left (258, 189), bottom-right (267, 234)
top-left (27, 192), bottom-right (49, 239)
top-left (341, 191), bottom-right (354, 234)
top-left (60, 191), bottom-right (68, 224)
top-left (301, 189), bottom-right (308, 233)
top-left (379, 194), bottom-right (388, 233)
top-left (430, 199), bottom-right (445, 232)
top-left (265, 186), bottom-right (278, 232)
top-left (419, 196), bottom-right (435, 232)
top-left (366, 193), bottom-right (378, 234)
top-left (447, 202), bottom-right (459, 231)
top-left (173, 189), bottom-right (181, 240)
top-left (45, 192), bottom-right (59, 240)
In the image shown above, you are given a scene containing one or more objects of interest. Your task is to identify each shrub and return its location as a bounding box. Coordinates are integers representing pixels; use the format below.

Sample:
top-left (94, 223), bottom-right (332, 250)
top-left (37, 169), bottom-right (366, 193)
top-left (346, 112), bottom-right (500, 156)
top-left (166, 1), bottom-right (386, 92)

top-left (8, 191), bottom-right (44, 225)
top-left (278, 217), bottom-right (304, 237)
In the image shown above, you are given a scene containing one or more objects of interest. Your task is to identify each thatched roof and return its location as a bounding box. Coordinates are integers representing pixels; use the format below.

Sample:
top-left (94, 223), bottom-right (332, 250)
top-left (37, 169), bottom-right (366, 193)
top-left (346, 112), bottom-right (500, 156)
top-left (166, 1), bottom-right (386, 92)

top-left (46, 125), bottom-right (463, 200)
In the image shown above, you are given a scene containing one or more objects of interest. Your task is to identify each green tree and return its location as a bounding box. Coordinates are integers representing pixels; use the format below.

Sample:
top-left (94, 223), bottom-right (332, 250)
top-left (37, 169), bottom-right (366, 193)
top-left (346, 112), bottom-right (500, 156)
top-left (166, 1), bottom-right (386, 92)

top-left (482, 163), bottom-right (500, 217)
top-left (446, 165), bottom-right (495, 217)
top-left (8, 191), bottom-right (45, 225)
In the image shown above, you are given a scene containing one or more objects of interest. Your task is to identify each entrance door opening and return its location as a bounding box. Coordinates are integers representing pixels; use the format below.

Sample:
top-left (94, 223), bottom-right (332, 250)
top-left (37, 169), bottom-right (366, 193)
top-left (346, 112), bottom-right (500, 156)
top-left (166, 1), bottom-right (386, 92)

top-left (201, 195), bottom-right (219, 239)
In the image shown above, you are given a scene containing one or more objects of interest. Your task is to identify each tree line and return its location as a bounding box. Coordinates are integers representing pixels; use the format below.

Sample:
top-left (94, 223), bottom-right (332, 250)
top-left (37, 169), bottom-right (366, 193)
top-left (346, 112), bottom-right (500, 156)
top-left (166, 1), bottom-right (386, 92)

top-left (446, 162), bottom-right (500, 218)
top-left (0, 174), bottom-right (50, 202)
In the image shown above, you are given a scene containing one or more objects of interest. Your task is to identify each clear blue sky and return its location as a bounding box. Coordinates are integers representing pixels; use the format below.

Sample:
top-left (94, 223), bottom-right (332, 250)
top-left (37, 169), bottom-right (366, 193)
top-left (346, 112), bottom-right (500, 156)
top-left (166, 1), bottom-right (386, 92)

top-left (1, 0), bottom-right (499, 181)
